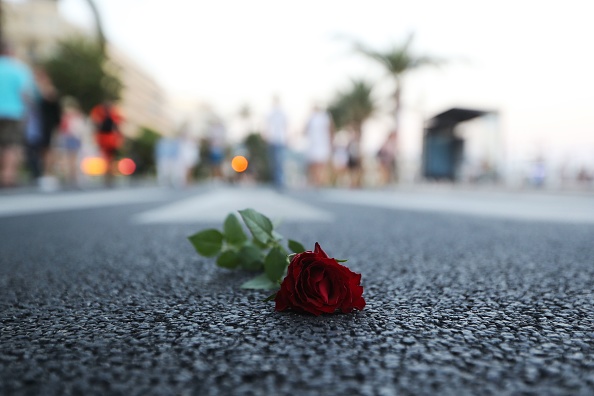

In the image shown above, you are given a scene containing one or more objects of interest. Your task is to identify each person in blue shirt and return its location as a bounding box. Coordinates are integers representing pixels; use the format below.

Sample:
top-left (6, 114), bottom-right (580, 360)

top-left (0, 40), bottom-right (34, 188)
top-left (155, 135), bottom-right (180, 187)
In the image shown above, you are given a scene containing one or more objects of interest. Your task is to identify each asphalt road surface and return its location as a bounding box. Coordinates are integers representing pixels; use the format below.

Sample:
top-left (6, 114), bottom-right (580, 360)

top-left (1, 185), bottom-right (593, 395)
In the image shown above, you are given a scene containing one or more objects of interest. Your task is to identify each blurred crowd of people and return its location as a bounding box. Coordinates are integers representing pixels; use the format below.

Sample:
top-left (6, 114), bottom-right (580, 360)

top-left (0, 40), bottom-right (127, 191)
top-left (6, 38), bottom-right (589, 194)
top-left (156, 96), bottom-right (399, 191)
top-left (267, 98), bottom-right (398, 190)
top-left (155, 124), bottom-right (199, 189)
top-left (3, 36), bottom-right (590, 193)
top-left (257, 97), bottom-right (398, 190)
top-left (1, 34), bottom-right (401, 192)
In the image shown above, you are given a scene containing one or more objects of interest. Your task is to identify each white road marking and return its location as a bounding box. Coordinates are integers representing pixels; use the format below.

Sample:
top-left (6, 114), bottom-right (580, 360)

top-left (133, 187), bottom-right (334, 224)
top-left (0, 188), bottom-right (169, 218)
top-left (322, 189), bottom-right (594, 224)
top-left (5, 185), bottom-right (588, 225)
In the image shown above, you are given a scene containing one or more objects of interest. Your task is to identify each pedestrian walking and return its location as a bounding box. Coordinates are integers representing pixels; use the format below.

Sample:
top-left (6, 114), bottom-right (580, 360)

top-left (90, 100), bottom-right (124, 187)
top-left (377, 130), bottom-right (397, 186)
top-left (264, 95), bottom-right (288, 190)
top-left (207, 119), bottom-right (226, 182)
top-left (304, 104), bottom-right (333, 187)
top-left (155, 135), bottom-right (179, 188)
top-left (346, 129), bottom-right (363, 188)
top-left (176, 128), bottom-right (199, 187)
top-left (0, 40), bottom-right (35, 188)
top-left (57, 97), bottom-right (86, 188)
top-left (34, 66), bottom-right (62, 191)
top-left (331, 129), bottom-right (349, 187)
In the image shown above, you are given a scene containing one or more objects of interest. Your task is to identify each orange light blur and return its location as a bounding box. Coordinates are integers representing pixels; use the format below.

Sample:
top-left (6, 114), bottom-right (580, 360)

top-left (118, 158), bottom-right (136, 176)
top-left (80, 157), bottom-right (107, 176)
top-left (231, 156), bottom-right (248, 173)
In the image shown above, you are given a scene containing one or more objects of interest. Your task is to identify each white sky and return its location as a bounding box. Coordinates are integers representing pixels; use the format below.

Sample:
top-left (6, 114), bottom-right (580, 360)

top-left (45, 0), bottom-right (594, 168)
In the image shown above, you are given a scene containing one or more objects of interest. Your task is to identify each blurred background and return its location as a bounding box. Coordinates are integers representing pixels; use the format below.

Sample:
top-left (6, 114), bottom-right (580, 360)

top-left (2, 0), bottom-right (593, 191)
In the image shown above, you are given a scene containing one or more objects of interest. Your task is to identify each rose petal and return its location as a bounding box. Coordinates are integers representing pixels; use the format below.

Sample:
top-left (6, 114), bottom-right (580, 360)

top-left (308, 266), bottom-right (324, 284)
top-left (317, 276), bottom-right (330, 303)
top-left (274, 289), bottom-right (290, 311)
top-left (314, 242), bottom-right (330, 258)
top-left (353, 295), bottom-right (366, 310)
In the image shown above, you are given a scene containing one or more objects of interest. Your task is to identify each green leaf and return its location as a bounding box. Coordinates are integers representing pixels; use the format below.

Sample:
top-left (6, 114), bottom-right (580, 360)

top-left (223, 213), bottom-right (248, 246)
top-left (264, 247), bottom-right (288, 284)
top-left (288, 239), bottom-right (306, 254)
top-left (252, 237), bottom-right (268, 249)
top-left (272, 230), bottom-right (284, 242)
top-left (240, 273), bottom-right (279, 290)
top-left (238, 244), bottom-right (264, 271)
top-left (238, 208), bottom-right (274, 245)
top-left (243, 260), bottom-right (264, 272)
top-left (216, 250), bottom-right (240, 269)
top-left (336, 259), bottom-right (348, 263)
top-left (188, 229), bottom-right (224, 257)
top-left (263, 292), bottom-right (277, 302)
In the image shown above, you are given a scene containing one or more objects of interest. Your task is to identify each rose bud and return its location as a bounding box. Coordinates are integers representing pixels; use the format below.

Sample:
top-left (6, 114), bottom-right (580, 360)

top-left (275, 242), bottom-right (365, 316)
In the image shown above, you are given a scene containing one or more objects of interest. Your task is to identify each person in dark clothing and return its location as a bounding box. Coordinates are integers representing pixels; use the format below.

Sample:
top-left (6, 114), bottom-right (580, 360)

top-left (27, 67), bottom-right (61, 189)
top-left (346, 130), bottom-right (363, 188)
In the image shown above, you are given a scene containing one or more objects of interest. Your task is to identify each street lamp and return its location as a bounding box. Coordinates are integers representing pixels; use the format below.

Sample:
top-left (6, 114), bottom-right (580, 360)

top-left (0, 0), bottom-right (105, 53)
top-left (81, 0), bottom-right (106, 54)
top-left (0, 0), bottom-right (4, 44)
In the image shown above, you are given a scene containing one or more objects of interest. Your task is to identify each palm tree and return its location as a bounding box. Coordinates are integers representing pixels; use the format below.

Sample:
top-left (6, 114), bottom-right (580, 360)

top-left (328, 78), bottom-right (377, 187)
top-left (354, 33), bottom-right (441, 135)
top-left (329, 79), bottom-right (376, 137)
top-left (81, 0), bottom-right (107, 54)
top-left (43, 36), bottom-right (122, 113)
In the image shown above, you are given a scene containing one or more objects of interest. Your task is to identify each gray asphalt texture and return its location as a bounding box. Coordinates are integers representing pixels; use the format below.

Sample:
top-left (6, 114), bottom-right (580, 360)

top-left (1, 188), bottom-right (593, 395)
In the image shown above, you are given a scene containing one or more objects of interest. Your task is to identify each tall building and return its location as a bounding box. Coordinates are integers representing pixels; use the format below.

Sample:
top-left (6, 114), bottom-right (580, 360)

top-left (108, 46), bottom-right (173, 138)
top-left (4, 0), bottom-right (77, 63)
top-left (3, 0), bottom-right (173, 137)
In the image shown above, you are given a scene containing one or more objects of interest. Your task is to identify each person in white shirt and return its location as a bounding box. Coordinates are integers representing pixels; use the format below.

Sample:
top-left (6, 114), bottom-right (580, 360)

top-left (265, 96), bottom-right (287, 189)
top-left (207, 119), bottom-right (226, 181)
top-left (176, 126), bottom-right (199, 188)
top-left (304, 104), bottom-right (333, 187)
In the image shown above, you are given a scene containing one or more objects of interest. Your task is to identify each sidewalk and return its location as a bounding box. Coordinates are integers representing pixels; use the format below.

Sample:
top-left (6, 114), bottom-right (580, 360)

top-left (388, 180), bottom-right (594, 197)
top-left (321, 182), bottom-right (594, 224)
top-left (0, 175), bottom-right (157, 196)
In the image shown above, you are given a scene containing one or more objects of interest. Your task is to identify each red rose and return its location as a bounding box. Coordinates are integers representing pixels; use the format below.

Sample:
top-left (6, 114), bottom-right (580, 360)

top-left (274, 242), bottom-right (365, 316)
